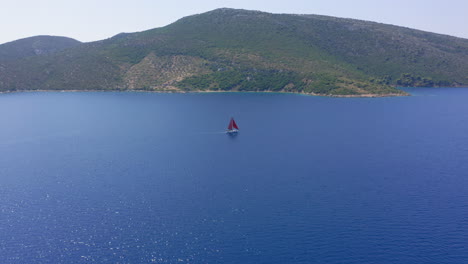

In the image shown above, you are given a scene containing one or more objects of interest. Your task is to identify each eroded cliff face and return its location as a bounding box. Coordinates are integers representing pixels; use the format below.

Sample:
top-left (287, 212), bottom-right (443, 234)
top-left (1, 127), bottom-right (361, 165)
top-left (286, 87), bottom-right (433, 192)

top-left (124, 53), bottom-right (211, 90)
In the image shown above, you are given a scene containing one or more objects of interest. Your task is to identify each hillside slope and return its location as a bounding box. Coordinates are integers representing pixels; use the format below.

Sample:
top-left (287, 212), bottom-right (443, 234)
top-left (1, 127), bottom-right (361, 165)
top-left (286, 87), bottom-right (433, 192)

top-left (1, 9), bottom-right (467, 96)
top-left (0, 36), bottom-right (81, 61)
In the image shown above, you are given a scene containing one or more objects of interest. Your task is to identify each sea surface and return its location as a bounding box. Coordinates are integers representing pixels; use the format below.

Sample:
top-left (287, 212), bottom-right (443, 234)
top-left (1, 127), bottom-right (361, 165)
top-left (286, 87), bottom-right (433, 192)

top-left (0, 88), bottom-right (468, 263)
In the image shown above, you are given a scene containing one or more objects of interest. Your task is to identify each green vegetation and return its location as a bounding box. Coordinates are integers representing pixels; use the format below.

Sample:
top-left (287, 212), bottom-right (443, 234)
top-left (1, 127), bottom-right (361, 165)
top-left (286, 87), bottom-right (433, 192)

top-left (179, 69), bottom-right (303, 92)
top-left (1, 8), bottom-right (467, 96)
top-left (0, 36), bottom-right (80, 61)
top-left (396, 73), bottom-right (451, 87)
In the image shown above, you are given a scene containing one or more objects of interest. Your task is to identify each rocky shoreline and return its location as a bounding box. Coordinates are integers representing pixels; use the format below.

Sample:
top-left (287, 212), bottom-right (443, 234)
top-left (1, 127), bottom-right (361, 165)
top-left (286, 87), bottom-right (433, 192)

top-left (0, 89), bottom-right (410, 98)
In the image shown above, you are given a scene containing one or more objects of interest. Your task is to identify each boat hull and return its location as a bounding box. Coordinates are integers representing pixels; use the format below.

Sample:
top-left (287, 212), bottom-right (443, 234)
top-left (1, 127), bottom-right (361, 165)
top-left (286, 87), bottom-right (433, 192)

top-left (226, 129), bottom-right (239, 134)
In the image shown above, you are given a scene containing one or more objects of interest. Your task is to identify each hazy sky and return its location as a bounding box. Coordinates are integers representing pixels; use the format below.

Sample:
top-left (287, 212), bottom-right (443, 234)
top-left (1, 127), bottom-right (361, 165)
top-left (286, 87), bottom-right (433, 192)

top-left (1, 0), bottom-right (467, 44)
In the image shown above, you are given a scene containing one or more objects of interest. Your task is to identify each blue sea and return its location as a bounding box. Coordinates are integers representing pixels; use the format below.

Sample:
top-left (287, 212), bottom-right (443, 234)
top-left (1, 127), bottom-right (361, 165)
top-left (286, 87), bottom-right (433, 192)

top-left (0, 88), bottom-right (468, 263)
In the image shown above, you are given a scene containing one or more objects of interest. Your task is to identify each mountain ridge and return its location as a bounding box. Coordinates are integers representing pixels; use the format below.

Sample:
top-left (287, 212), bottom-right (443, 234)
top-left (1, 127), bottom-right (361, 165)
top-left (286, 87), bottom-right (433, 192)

top-left (1, 8), bottom-right (467, 96)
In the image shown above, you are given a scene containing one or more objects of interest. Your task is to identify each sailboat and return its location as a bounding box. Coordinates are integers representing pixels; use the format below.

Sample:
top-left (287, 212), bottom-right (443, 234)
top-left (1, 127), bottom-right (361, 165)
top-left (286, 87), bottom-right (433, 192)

top-left (226, 117), bottom-right (239, 134)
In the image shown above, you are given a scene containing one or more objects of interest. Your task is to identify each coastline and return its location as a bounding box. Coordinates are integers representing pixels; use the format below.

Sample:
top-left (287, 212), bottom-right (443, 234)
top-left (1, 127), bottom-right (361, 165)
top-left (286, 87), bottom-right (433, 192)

top-left (0, 89), bottom-right (410, 98)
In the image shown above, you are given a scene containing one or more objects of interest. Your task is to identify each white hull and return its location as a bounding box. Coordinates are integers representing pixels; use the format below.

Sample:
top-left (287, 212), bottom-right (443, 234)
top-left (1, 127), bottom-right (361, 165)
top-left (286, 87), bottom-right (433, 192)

top-left (226, 129), bottom-right (239, 134)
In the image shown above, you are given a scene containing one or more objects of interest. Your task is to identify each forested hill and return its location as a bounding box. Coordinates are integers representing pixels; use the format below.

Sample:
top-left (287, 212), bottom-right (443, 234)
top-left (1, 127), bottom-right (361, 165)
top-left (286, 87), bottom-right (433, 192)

top-left (0, 36), bottom-right (81, 61)
top-left (1, 8), bottom-right (467, 96)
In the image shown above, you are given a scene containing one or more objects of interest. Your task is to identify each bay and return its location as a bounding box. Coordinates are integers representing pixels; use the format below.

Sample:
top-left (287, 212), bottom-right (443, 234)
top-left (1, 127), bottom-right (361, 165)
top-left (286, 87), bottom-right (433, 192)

top-left (0, 88), bottom-right (467, 263)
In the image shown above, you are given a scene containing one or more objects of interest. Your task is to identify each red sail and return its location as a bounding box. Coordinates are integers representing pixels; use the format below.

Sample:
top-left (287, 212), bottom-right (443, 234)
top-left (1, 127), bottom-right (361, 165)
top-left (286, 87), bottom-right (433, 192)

top-left (232, 119), bottom-right (239, 130)
top-left (227, 118), bottom-right (239, 130)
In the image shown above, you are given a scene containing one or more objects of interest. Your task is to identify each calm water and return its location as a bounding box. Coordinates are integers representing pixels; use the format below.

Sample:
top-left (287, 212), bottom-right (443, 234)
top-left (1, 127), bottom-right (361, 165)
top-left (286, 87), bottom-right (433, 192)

top-left (0, 89), bottom-right (468, 263)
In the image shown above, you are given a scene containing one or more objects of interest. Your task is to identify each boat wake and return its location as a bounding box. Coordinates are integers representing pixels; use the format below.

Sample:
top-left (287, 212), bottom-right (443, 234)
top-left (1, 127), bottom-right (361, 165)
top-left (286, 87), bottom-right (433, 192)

top-left (196, 131), bottom-right (227, 135)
